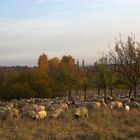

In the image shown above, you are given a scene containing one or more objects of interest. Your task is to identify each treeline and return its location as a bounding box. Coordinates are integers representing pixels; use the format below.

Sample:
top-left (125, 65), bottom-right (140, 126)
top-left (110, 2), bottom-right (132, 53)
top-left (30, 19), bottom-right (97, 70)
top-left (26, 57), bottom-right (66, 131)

top-left (0, 36), bottom-right (140, 101)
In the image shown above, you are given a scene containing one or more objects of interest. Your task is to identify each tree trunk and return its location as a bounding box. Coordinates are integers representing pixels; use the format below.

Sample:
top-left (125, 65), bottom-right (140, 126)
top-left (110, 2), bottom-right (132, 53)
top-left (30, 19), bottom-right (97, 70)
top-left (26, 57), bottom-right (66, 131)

top-left (98, 87), bottom-right (100, 97)
top-left (133, 83), bottom-right (137, 98)
top-left (104, 88), bottom-right (107, 103)
top-left (68, 89), bottom-right (71, 98)
top-left (129, 86), bottom-right (132, 98)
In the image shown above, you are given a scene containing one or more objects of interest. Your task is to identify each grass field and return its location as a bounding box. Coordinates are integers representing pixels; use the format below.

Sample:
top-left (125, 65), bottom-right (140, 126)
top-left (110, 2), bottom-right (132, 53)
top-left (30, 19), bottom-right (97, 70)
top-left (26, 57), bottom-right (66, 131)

top-left (0, 109), bottom-right (139, 140)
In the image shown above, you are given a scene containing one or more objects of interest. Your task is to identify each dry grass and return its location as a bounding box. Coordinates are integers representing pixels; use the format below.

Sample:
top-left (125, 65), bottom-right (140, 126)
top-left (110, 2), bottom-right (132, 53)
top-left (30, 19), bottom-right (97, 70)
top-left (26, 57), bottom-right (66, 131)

top-left (0, 109), bottom-right (139, 140)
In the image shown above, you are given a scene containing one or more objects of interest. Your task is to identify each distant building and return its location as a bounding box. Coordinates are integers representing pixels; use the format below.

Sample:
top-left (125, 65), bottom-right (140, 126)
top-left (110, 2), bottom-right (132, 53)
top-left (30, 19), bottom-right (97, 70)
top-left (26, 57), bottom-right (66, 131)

top-left (77, 59), bottom-right (79, 67)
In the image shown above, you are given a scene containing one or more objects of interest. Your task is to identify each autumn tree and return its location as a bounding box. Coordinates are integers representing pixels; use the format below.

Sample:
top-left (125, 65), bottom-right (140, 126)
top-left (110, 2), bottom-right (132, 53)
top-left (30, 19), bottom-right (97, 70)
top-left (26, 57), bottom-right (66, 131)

top-left (38, 53), bottom-right (48, 76)
top-left (48, 57), bottom-right (60, 76)
top-left (109, 36), bottom-right (140, 98)
top-left (61, 55), bottom-right (75, 66)
top-left (75, 67), bottom-right (92, 100)
top-left (105, 66), bottom-right (119, 97)
top-left (58, 55), bottom-right (76, 98)
top-left (94, 57), bottom-right (108, 102)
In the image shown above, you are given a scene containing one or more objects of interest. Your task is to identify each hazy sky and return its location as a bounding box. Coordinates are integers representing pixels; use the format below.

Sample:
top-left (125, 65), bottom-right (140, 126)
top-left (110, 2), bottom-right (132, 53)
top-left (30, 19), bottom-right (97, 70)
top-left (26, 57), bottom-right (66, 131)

top-left (0, 0), bottom-right (140, 66)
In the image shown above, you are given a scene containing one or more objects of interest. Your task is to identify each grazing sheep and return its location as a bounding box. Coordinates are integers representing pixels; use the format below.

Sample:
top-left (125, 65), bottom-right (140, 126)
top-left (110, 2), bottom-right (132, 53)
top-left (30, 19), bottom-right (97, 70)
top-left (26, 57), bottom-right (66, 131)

top-left (6, 108), bottom-right (19, 119)
top-left (37, 105), bottom-right (45, 111)
top-left (5, 103), bottom-right (14, 110)
top-left (21, 110), bottom-right (37, 120)
top-left (75, 102), bottom-right (101, 111)
top-left (58, 103), bottom-right (68, 112)
top-left (0, 110), bottom-right (7, 120)
top-left (107, 96), bottom-right (113, 102)
top-left (50, 108), bottom-right (65, 119)
top-left (123, 105), bottom-right (130, 112)
top-left (92, 102), bottom-right (101, 110)
top-left (127, 102), bottom-right (139, 110)
top-left (0, 107), bottom-right (6, 111)
top-left (99, 99), bottom-right (105, 103)
top-left (72, 107), bottom-right (88, 119)
top-left (108, 101), bottom-right (123, 110)
top-left (98, 99), bottom-right (107, 108)
top-left (25, 104), bottom-right (38, 111)
top-left (100, 102), bottom-right (107, 108)
top-left (18, 102), bottom-right (28, 110)
top-left (36, 110), bottom-right (47, 120)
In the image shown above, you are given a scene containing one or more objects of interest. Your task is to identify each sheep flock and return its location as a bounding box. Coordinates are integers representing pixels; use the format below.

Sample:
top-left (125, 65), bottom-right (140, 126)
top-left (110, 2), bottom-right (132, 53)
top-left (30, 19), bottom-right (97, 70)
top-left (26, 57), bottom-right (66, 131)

top-left (0, 94), bottom-right (139, 121)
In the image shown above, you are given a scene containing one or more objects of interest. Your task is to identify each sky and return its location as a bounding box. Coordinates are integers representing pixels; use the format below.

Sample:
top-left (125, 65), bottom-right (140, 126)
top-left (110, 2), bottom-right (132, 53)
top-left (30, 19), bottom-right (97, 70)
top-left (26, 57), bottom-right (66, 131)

top-left (0, 0), bottom-right (140, 66)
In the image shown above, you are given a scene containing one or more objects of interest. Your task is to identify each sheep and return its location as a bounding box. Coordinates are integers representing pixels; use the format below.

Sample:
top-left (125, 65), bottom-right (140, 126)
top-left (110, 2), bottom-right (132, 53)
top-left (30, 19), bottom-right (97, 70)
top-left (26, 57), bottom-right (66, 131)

top-left (114, 101), bottom-right (123, 110)
top-left (21, 110), bottom-right (37, 120)
top-left (75, 102), bottom-right (101, 111)
top-left (58, 103), bottom-right (68, 112)
top-left (5, 103), bottom-right (14, 110)
top-left (0, 110), bottom-right (7, 120)
top-left (99, 99), bottom-right (107, 108)
top-left (100, 102), bottom-right (107, 108)
top-left (0, 108), bottom-right (19, 120)
top-left (37, 105), bottom-right (45, 111)
top-left (123, 105), bottom-right (130, 112)
top-left (25, 104), bottom-right (38, 111)
top-left (127, 102), bottom-right (139, 110)
top-left (108, 101), bottom-right (123, 110)
top-left (72, 107), bottom-right (88, 119)
top-left (6, 108), bottom-right (19, 119)
top-left (92, 102), bottom-right (101, 110)
top-left (0, 106), bottom-right (6, 111)
top-left (18, 101), bottom-right (28, 110)
top-left (36, 110), bottom-right (47, 120)
top-left (12, 108), bottom-right (19, 118)
top-left (107, 96), bottom-right (113, 102)
top-left (50, 108), bottom-right (65, 119)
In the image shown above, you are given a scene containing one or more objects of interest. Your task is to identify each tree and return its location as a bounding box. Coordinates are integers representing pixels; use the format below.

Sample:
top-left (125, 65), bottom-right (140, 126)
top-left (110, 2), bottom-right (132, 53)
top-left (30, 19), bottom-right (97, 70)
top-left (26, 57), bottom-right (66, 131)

top-left (14, 70), bottom-right (50, 98)
top-left (94, 57), bottom-right (108, 102)
top-left (54, 55), bottom-right (77, 98)
top-left (109, 36), bottom-right (140, 98)
top-left (61, 55), bottom-right (75, 66)
top-left (5, 82), bottom-right (35, 100)
top-left (38, 53), bottom-right (48, 76)
top-left (76, 68), bottom-right (91, 100)
top-left (106, 67), bottom-right (119, 97)
top-left (48, 57), bottom-right (60, 76)
top-left (56, 64), bottom-right (76, 98)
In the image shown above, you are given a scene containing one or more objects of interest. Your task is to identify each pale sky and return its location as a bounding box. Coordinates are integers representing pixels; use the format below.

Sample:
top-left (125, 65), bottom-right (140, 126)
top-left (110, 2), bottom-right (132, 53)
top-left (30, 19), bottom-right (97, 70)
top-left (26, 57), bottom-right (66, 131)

top-left (0, 0), bottom-right (140, 66)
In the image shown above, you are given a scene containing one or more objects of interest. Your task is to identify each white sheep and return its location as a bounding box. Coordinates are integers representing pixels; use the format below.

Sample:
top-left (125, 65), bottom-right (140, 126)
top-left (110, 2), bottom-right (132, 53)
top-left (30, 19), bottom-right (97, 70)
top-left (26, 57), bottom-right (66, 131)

top-left (72, 107), bottom-right (89, 119)
top-left (37, 105), bottom-right (45, 111)
top-left (58, 103), bottom-right (68, 112)
top-left (25, 104), bottom-right (38, 111)
top-left (50, 108), bottom-right (65, 119)
top-left (6, 108), bottom-right (19, 119)
top-left (123, 105), bottom-right (130, 112)
top-left (92, 102), bottom-right (101, 110)
top-left (108, 101), bottom-right (123, 110)
top-left (36, 110), bottom-right (47, 120)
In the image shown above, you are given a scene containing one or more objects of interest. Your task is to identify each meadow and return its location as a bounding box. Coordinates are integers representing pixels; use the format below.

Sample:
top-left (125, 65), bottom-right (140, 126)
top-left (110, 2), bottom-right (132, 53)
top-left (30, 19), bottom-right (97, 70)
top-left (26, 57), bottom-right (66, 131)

top-left (0, 109), bottom-right (139, 140)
